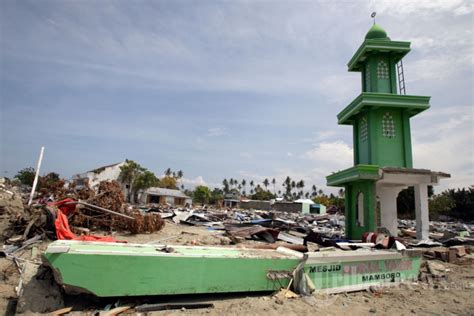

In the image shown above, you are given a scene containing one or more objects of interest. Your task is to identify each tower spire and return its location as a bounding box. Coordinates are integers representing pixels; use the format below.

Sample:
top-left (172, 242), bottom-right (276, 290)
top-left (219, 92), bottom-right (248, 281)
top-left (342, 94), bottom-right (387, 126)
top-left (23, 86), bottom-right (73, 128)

top-left (371, 12), bottom-right (376, 25)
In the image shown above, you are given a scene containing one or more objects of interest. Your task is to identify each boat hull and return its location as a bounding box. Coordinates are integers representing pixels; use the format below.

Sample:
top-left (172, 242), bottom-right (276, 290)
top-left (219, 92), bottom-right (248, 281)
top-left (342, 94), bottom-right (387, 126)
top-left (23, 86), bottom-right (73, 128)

top-left (43, 241), bottom-right (422, 297)
top-left (42, 241), bottom-right (298, 297)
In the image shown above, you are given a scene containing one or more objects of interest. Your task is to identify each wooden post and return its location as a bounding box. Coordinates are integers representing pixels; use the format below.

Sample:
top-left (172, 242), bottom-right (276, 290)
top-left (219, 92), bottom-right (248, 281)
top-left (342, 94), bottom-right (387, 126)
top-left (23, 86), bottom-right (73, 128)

top-left (27, 146), bottom-right (44, 206)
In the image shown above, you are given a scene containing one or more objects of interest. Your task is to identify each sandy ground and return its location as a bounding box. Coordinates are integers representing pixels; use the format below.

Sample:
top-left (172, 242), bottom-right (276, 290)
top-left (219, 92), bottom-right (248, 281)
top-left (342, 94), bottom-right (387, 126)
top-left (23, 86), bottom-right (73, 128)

top-left (1, 221), bottom-right (473, 315)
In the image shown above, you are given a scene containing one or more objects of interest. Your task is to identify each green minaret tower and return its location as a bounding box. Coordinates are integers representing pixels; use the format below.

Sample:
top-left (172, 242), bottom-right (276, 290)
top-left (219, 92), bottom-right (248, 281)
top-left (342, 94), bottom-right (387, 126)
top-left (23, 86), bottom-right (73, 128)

top-left (327, 24), bottom-right (450, 240)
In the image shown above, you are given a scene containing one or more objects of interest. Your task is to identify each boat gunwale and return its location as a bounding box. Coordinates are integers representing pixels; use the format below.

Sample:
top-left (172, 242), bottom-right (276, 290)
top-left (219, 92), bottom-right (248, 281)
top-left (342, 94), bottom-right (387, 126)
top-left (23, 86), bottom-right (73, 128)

top-left (44, 240), bottom-right (301, 259)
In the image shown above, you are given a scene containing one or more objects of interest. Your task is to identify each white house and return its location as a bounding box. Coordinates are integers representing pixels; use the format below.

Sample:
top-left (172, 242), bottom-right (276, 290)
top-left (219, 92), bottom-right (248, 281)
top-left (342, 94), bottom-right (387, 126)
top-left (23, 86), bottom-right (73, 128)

top-left (137, 187), bottom-right (192, 206)
top-left (72, 162), bottom-right (191, 206)
top-left (72, 162), bottom-right (127, 192)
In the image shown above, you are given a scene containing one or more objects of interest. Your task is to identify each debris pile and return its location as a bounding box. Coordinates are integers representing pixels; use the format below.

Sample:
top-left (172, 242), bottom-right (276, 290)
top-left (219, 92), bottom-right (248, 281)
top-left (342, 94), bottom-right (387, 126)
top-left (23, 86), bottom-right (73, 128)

top-left (1, 180), bottom-right (55, 242)
top-left (1, 176), bottom-right (473, 315)
top-left (0, 179), bottom-right (165, 245)
top-left (87, 180), bottom-right (125, 212)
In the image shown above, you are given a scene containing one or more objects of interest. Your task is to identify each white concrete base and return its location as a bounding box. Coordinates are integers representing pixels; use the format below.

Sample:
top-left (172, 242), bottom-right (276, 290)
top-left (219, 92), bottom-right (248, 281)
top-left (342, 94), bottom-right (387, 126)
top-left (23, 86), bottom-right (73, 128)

top-left (376, 185), bottom-right (406, 236)
top-left (376, 168), bottom-right (449, 240)
top-left (414, 184), bottom-right (429, 240)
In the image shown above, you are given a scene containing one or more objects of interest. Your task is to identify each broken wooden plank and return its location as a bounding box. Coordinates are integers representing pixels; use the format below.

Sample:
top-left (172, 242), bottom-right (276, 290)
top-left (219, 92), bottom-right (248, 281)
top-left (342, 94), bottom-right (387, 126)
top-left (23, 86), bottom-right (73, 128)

top-left (51, 307), bottom-right (73, 315)
top-left (277, 232), bottom-right (304, 245)
top-left (65, 200), bottom-right (135, 220)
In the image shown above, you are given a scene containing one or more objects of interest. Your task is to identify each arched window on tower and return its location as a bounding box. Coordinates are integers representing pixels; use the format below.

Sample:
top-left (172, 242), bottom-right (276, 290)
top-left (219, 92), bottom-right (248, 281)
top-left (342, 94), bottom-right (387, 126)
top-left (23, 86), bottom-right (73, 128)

top-left (356, 192), bottom-right (364, 226)
top-left (377, 60), bottom-right (389, 79)
top-left (360, 117), bottom-right (368, 142)
top-left (382, 112), bottom-right (396, 138)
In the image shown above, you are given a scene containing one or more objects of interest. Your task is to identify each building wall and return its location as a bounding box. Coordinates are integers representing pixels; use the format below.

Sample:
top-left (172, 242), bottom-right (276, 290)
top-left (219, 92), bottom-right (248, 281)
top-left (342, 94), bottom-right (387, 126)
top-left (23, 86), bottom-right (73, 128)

top-left (138, 194), bottom-right (192, 206)
top-left (355, 109), bottom-right (410, 168)
top-left (73, 162), bottom-right (125, 188)
top-left (319, 204), bottom-right (327, 215)
top-left (345, 180), bottom-right (376, 239)
top-left (273, 202), bottom-right (302, 213)
top-left (240, 200), bottom-right (272, 211)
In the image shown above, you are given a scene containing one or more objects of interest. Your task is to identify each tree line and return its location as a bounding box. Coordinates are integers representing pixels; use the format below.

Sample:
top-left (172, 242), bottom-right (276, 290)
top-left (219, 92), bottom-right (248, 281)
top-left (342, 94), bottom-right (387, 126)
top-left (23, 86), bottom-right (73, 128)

top-left (12, 160), bottom-right (185, 203)
top-left (11, 165), bottom-right (473, 220)
top-left (220, 176), bottom-right (343, 200)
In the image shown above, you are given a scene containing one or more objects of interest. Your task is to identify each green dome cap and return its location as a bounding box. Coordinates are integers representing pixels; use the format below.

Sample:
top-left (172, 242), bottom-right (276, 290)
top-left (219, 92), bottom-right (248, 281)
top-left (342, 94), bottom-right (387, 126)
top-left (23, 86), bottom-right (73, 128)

top-left (365, 24), bottom-right (390, 40)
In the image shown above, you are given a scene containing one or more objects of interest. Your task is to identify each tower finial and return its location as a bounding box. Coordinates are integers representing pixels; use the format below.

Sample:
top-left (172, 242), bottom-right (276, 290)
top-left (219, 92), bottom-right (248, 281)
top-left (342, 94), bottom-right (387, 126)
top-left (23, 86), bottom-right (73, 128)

top-left (371, 12), bottom-right (376, 25)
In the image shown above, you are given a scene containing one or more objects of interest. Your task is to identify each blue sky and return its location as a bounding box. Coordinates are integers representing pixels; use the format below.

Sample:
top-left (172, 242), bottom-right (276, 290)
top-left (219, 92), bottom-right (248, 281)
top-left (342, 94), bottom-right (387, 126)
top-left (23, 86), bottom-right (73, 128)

top-left (1, 0), bottom-right (473, 193)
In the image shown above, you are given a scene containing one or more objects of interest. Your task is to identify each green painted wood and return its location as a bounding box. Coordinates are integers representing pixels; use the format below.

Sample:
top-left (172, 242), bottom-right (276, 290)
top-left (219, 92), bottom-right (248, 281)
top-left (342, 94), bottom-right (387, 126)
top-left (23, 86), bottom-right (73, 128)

top-left (43, 241), bottom-right (422, 297)
top-left (43, 241), bottom-right (299, 297)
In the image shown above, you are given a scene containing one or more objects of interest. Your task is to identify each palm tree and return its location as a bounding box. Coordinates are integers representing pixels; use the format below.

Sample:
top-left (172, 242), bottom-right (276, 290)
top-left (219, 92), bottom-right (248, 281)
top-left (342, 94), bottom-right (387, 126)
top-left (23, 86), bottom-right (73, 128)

top-left (177, 170), bottom-right (183, 179)
top-left (250, 180), bottom-right (254, 192)
top-left (291, 181), bottom-right (296, 194)
top-left (311, 185), bottom-right (317, 197)
top-left (164, 168), bottom-right (172, 176)
top-left (278, 190), bottom-right (281, 197)
top-left (263, 178), bottom-right (270, 191)
top-left (242, 179), bottom-right (246, 193)
top-left (305, 192), bottom-right (310, 198)
top-left (238, 184), bottom-right (242, 192)
top-left (272, 178), bottom-right (276, 194)
top-left (298, 180), bottom-right (305, 193)
top-left (284, 176), bottom-right (292, 196)
top-left (338, 188), bottom-right (345, 198)
top-left (222, 179), bottom-right (229, 193)
top-left (318, 189), bottom-right (324, 196)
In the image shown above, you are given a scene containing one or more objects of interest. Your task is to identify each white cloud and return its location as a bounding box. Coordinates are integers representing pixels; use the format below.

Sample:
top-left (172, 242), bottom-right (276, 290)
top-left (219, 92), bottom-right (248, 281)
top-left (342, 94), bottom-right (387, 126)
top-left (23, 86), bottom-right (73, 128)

top-left (412, 106), bottom-right (473, 191)
top-left (180, 176), bottom-right (208, 188)
top-left (454, 3), bottom-right (474, 15)
top-left (304, 141), bottom-right (353, 171)
top-left (408, 54), bottom-right (472, 82)
top-left (316, 73), bottom-right (359, 104)
top-left (206, 127), bottom-right (227, 137)
top-left (371, 0), bottom-right (466, 16)
top-left (240, 152), bottom-right (253, 159)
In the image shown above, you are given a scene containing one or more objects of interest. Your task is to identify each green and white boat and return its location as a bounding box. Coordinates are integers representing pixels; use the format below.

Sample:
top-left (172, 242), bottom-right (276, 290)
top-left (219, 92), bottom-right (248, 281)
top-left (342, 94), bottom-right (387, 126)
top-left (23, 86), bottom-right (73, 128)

top-left (42, 240), bottom-right (298, 297)
top-left (42, 240), bottom-right (421, 297)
